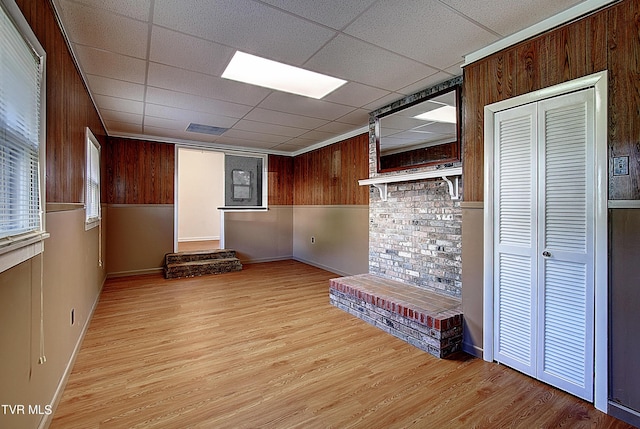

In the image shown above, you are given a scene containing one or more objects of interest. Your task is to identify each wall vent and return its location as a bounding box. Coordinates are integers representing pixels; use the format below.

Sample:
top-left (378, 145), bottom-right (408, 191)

top-left (186, 123), bottom-right (228, 135)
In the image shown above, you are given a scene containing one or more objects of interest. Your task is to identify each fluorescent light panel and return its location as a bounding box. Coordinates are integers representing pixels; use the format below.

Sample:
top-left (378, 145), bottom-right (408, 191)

top-left (222, 51), bottom-right (347, 99)
top-left (413, 105), bottom-right (457, 123)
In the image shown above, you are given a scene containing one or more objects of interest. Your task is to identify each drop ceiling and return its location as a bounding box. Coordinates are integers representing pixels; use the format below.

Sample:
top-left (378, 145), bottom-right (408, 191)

top-left (51, 0), bottom-right (588, 155)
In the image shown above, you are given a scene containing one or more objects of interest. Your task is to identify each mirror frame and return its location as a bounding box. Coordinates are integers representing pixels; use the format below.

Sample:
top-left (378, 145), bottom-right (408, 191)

top-left (371, 76), bottom-right (462, 173)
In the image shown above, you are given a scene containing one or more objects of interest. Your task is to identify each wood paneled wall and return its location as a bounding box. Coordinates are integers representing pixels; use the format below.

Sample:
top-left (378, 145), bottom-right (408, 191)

top-left (462, 0), bottom-right (639, 201)
top-left (105, 138), bottom-right (174, 204)
top-left (16, 0), bottom-right (107, 204)
top-left (294, 133), bottom-right (369, 206)
top-left (268, 155), bottom-right (294, 206)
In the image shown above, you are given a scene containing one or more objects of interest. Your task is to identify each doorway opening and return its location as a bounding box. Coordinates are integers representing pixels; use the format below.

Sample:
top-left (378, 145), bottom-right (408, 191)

top-left (175, 147), bottom-right (225, 253)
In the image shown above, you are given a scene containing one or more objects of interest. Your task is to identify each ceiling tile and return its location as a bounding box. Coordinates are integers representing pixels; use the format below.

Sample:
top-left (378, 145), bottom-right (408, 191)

top-left (153, 0), bottom-right (336, 65)
top-left (305, 35), bottom-right (438, 91)
top-left (334, 109), bottom-right (370, 126)
top-left (396, 72), bottom-right (458, 96)
top-left (94, 94), bottom-right (143, 115)
top-left (57, 0), bottom-right (149, 59)
top-left (362, 93), bottom-right (407, 112)
top-left (271, 143), bottom-right (308, 152)
top-left (344, 0), bottom-right (498, 69)
top-left (258, 92), bottom-right (355, 121)
top-left (222, 129), bottom-right (291, 144)
top-left (315, 121), bottom-right (364, 135)
top-left (86, 74), bottom-right (145, 101)
top-left (74, 45), bottom-right (147, 84)
top-left (145, 104), bottom-right (240, 129)
top-left (243, 108), bottom-right (329, 130)
top-left (100, 109), bottom-right (142, 125)
top-left (299, 129), bottom-right (336, 141)
top-left (214, 135), bottom-right (282, 150)
top-left (60, 0), bottom-right (152, 21)
top-left (104, 121), bottom-right (143, 135)
top-left (441, 0), bottom-right (583, 37)
top-left (323, 82), bottom-right (390, 108)
top-left (260, 0), bottom-right (378, 30)
top-left (147, 63), bottom-right (271, 106)
top-left (145, 87), bottom-right (252, 119)
top-left (144, 116), bottom-right (185, 131)
top-left (233, 120), bottom-right (307, 138)
top-left (149, 27), bottom-right (235, 76)
top-left (277, 136), bottom-right (316, 149)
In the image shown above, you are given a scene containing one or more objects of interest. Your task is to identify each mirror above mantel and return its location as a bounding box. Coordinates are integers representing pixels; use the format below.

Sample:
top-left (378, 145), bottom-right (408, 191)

top-left (372, 76), bottom-right (462, 173)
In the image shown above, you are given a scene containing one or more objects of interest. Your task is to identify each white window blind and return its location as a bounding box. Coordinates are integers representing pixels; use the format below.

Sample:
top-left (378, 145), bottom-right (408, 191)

top-left (85, 129), bottom-right (100, 227)
top-left (0, 2), bottom-right (43, 240)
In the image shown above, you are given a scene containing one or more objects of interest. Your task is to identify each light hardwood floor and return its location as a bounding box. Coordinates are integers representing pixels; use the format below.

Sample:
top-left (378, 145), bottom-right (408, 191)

top-left (51, 261), bottom-right (633, 428)
top-left (177, 240), bottom-right (220, 252)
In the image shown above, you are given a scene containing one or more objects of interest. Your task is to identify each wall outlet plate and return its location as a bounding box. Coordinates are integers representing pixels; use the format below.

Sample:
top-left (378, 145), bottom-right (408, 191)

top-left (613, 156), bottom-right (629, 176)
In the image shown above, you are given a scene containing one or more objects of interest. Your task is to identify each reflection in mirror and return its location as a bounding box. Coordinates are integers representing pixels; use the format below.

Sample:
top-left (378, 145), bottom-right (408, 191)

top-left (373, 80), bottom-right (461, 173)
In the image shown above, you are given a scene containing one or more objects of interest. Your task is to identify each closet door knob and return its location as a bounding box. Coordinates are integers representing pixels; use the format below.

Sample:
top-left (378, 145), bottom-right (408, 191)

top-left (542, 251), bottom-right (552, 257)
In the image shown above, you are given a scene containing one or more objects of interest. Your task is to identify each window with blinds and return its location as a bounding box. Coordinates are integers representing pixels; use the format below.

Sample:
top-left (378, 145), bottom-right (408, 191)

top-left (85, 129), bottom-right (100, 228)
top-left (0, 0), bottom-right (46, 273)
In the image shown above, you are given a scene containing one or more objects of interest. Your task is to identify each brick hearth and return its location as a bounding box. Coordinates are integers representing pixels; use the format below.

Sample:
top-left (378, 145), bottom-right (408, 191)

top-left (330, 274), bottom-right (463, 358)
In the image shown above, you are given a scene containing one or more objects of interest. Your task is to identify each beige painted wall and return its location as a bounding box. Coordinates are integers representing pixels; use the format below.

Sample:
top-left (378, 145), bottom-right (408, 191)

top-left (292, 205), bottom-right (369, 276)
top-left (177, 148), bottom-right (224, 242)
top-left (105, 205), bottom-right (173, 276)
top-left (224, 206), bottom-right (293, 263)
top-left (461, 203), bottom-right (484, 358)
top-left (609, 208), bottom-right (640, 417)
top-left (0, 207), bottom-right (105, 429)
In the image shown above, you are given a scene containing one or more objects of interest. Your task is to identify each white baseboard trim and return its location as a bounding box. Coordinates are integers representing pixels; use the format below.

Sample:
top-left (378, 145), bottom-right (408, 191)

top-left (292, 257), bottom-right (352, 277)
top-left (240, 255), bottom-right (293, 264)
top-left (178, 236), bottom-right (220, 242)
top-left (39, 275), bottom-right (106, 429)
top-left (462, 342), bottom-right (483, 359)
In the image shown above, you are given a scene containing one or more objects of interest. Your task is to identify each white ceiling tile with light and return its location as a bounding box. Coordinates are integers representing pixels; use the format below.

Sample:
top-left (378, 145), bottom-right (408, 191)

top-left (51, 0), bottom-right (587, 155)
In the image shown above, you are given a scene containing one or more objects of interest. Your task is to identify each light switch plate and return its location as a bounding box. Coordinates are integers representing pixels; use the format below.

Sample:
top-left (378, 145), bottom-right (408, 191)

top-left (613, 156), bottom-right (629, 176)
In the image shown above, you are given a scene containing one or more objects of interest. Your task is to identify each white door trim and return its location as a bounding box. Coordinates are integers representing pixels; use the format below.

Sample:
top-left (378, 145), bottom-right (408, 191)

top-left (483, 71), bottom-right (608, 412)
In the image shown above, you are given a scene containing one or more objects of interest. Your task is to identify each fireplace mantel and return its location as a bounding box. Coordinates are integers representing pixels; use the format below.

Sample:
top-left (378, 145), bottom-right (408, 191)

top-left (359, 166), bottom-right (462, 201)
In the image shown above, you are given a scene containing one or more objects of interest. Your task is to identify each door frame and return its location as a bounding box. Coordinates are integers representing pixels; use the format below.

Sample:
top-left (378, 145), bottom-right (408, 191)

top-left (482, 71), bottom-right (608, 411)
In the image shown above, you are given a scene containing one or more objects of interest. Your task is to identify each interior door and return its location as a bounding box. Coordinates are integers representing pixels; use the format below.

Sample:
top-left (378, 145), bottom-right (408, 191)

top-left (493, 88), bottom-right (595, 402)
top-left (493, 103), bottom-right (538, 377)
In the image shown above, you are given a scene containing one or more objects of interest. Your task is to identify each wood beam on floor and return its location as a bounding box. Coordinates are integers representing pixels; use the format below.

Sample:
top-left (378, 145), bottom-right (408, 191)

top-left (50, 260), bottom-right (633, 428)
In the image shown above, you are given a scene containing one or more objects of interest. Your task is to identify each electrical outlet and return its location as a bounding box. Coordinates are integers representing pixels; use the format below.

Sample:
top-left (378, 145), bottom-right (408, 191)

top-left (311, 236), bottom-right (315, 244)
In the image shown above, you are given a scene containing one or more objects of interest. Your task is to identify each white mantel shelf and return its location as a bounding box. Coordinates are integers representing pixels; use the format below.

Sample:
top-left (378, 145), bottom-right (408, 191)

top-left (359, 166), bottom-right (462, 201)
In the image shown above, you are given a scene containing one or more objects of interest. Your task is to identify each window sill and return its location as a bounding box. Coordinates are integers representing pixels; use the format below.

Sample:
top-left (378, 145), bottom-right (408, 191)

top-left (217, 207), bottom-right (268, 212)
top-left (85, 218), bottom-right (101, 231)
top-left (0, 232), bottom-right (50, 274)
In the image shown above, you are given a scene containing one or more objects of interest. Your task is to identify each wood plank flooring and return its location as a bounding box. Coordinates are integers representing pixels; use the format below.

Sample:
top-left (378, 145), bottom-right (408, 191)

top-left (177, 240), bottom-right (220, 252)
top-left (50, 261), bottom-right (633, 429)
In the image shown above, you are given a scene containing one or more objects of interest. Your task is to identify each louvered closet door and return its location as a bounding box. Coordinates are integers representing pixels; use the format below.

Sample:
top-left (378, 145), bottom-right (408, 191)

top-left (493, 103), bottom-right (538, 377)
top-left (493, 88), bottom-right (595, 402)
top-left (536, 89), bottom-right (594, 401)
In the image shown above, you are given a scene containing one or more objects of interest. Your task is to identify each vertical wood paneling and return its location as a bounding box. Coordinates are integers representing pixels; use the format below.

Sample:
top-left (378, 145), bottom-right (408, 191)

top-left (463, 0), bottom-right (638, 201)
top-left (106, 138), bottom-right (174, 204)
top-left (293, 133), bottom-right (369, 206)
top-left (608, 0), bottom-right (640, 200)
top-left (515, 38), bottom-right (546, 95)
top-left (268, 155), bottom-right (294, 206)
top-left (462, 61), bottom-right (487, 199)
top-left (16, 0), bottom-right (107, 204)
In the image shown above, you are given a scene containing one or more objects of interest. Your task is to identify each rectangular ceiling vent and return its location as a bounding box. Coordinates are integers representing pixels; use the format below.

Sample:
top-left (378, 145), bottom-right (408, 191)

top-left (186, 123), bottom-right (228, 136)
